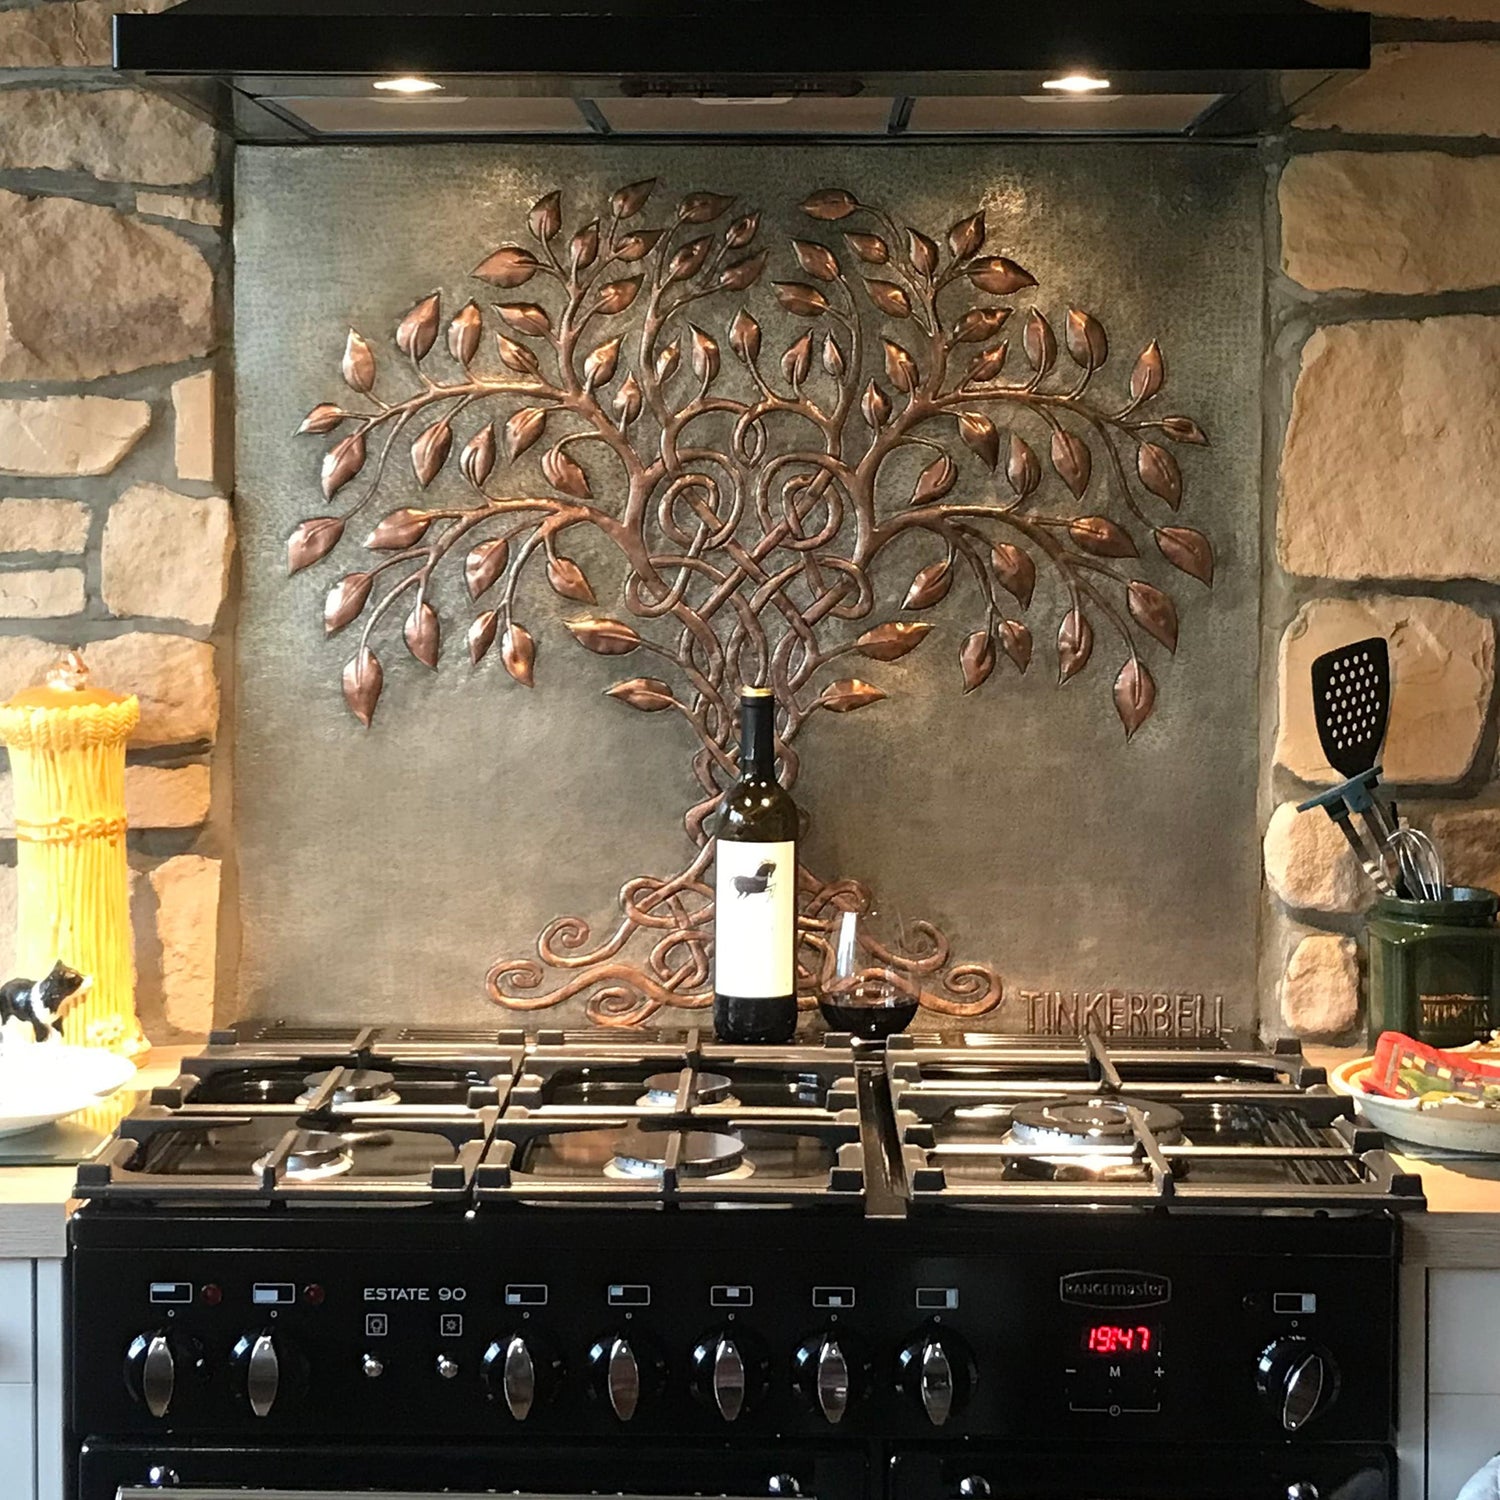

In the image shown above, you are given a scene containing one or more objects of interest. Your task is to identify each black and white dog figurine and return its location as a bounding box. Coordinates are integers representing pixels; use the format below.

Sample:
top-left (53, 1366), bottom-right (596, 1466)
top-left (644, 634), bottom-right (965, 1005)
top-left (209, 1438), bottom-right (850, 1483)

top-left (0, 960), bottom-right (91, 1043)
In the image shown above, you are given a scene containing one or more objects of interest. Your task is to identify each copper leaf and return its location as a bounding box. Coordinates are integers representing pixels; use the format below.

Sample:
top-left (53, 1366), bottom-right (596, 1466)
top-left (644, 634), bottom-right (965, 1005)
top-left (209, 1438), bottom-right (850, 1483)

top-left (287, 516), bottom-right (345, 575)
top-left (607, 676), bottom-right (677, 711)
top-left (403, 600), bottom-right (441, 669)
top-left (724, 212), bottom-right (760, 248)
top-left (365, 506), bottom-right (433, 550)
top-left (1158, 415), bottom-right (1210, 446)
top-left (864, 279), bottom-right (912, 319)
top-left (907, 228), bottom-right (938, 277)
top-left (904, 556), bottom-right (954, 610)
top-left (460, 423), bottom-right (497, 489)
top-left (473, 244), bottom-right (541, 287)
top-left (667, 234), bottom-right (713, 283)
top-left (1000, 619), bottom-right (1033, 674)
top-left (678, 191), bottom-right (736, 224)
top-left (528, 191), bottom-right (562, 243)
top-left (1136, 441), bottom-right (1182, 507)
top-left (1006, 432), bottom-right (1040, 498)
top-left (910, 454), bottom-right (957, 505)
top-left (542, 446), bottom-right (593, 501)
top-left (570, 219), bottom-right (600, 272)
top-left (1065, 308), bottom-right (1109, 369)
top-left (1156, 526), bottom-right (1215, 585)
top-left (882, 338), bottom-right (919, 393)
top-left (341, 329), bottom-right (375, 393)
top-left (843, 231), bottom-right (889, 264)
top-left (690, 325), bottom-right (720, 386)
top-left (1050, 429), bottom-right (1092, 499)
top-left (465, 537), bottom-right (510, 600)
top-left (504, 406), bottom-right (548, 462)
top-left (1113, 657), bottom-right (1157, 739)
top-left (342, 647), bottom-right (383, 727)
top-left (792, 239), bottom-right (840, 282)
top-left (583, 334), bottom-right (622, 390)
top-left (960, 629), bottom-right (996, 693)
top-left (953, 307), bottom-right (1010, 345)
top-left (595, 277), bottom-right (642, 316)
top-left (860, 379), bottom-right (891, 429)
top-left (395, 292), bottom-right (441, 361)
top-left (774, 281), bottom-right (831, 318)
top-left (655, 341), bottom-right (681, 384)
top-left (611, 177), bottom-right (657, 218)
top-left (320, 430), bottom-right (367, 500)
top-left (968, 342), bottom-right (1008, 383)
top-left (801, 188), bottom-right (860, 221)
top-left (323, 571), bottom-right (372, 634)
top-left (1023, 309), bottom-right (1056, 374)
top-left (819, 678), bottom-right (887, 714)
top-left (718, 251), bottom-right (768, 291)
top-left (781, 332), bottom-right (812, 386)
top-left (495, 303), bottom-right (552, 338)
top-left (409, 419), bottom-right (452, 488)
top-left (947, 210), bottom-right (986, 260)
top-left (298, 403), bottom-right (346, 436)
top-left (968, 256), bottom-right (1037, 296)
top-left (1130, 339), bottom-right (1164, 403)
top-left (546, 554), bottom-right (596, 603)
top-left (495, 333), bottom-right (539, 374)
top-left (730, 309), bottom-right (762, 365)
top-left (957, 411), bottom-right (1000, 470)
top-left (565, 615), bottom-right (642, 656)
top-left (1057, 608), bottom-right (1094, 683)
top-left (468, 609), bottom-right (499, 664)
top-left (613, 230), bottom-right (663, 262)
top-left (854, 621), bottom-right (933, 661)
top-left (614, 375), bottom-right (643, 427)
top-left (991, 542), bottom-right (1036, 608)
top-left (821, 334), bottom-right (845, 378)
top-left (448, 301), bottom-right (483, 365)
top-left (1068, 514), bottom-right (1137, 558)
top-left (501, 623), bottom-right (535, 686)
top-left (1127, 580), bottom-right (1179, 654)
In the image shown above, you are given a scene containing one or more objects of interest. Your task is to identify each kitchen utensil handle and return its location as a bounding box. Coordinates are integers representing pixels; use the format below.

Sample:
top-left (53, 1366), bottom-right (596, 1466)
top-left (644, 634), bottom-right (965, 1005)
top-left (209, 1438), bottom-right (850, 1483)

top-left (1330, 806), bottom-right (1396, 897)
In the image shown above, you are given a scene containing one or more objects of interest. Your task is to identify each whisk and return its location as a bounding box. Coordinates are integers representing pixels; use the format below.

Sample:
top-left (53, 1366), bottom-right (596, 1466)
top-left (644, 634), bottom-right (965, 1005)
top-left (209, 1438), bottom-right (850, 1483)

top-left (1383, 827), bottom-right (1446, 901)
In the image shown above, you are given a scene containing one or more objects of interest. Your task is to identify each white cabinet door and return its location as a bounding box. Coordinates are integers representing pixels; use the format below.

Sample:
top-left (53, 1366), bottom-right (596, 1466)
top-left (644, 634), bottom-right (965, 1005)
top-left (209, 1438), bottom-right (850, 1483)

top-left (1429, 1394), bottom-right (1500, 1500)
top-left (0, 1260), bottom-right (33, 1384)
top-left (1431, 1270), bottom-right (1500, 1396)
top-left (0, 1380), bottom-right (36, 1500)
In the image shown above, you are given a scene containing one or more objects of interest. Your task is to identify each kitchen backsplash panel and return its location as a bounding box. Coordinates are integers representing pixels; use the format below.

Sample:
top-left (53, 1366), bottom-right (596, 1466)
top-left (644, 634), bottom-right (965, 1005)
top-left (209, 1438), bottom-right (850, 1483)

top-left (232, 141), bottom-right (1261, 1033)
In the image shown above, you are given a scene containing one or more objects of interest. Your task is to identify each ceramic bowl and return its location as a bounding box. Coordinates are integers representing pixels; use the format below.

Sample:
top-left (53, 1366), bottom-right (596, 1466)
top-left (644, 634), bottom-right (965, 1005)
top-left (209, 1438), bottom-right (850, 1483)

top-left (0, 1043), bottom-right (136, 1138)
top-left (1330, 1054), bottom-right (1500, 1154)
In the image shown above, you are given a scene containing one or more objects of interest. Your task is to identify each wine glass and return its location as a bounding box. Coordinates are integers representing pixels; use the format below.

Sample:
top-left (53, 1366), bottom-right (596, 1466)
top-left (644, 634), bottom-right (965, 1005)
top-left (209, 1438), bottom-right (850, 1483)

top-left (817, 904), bottom-right (921, 1041)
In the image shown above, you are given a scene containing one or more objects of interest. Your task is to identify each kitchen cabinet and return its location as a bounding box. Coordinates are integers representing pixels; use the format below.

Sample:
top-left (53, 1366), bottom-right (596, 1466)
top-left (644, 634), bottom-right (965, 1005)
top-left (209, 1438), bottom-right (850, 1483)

top-left (0, 1257), bottom-right (63, 1500)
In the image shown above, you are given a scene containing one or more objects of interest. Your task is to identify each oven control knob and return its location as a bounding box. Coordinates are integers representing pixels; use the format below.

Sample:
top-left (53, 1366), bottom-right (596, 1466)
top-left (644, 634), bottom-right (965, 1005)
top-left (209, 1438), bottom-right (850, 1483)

top-left (897, 1326), bottom-right (976, 1427)
top-left (124, 1331), bottom-right (201, 1419)
top-left (793, 1329), bottom-right (870, 1424)
top-left (1257, 1338), bottom-right (1340, 1433)
top-left (690, 1326), bottom-right (770, 1422)
top-left (588, 1331), bottom-right (666, 1422)
top-left (232, 1330), bottom-right (299, 1418)
top-left (483, 1332), bottom-right (564, 1420)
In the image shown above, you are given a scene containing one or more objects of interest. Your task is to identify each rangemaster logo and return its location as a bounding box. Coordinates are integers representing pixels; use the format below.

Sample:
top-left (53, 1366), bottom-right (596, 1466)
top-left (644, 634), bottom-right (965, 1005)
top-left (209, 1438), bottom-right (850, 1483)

top-left (1059, 1270), bottom-right (1172, 1308)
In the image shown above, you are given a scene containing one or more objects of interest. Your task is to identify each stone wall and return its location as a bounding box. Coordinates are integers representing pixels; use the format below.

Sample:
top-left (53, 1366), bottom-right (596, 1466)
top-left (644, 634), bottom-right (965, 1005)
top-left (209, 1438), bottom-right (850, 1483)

top-left (1268, 3), bottom-right (1500, 1038)
top-left (0, 0), bottom-right (228, 1041)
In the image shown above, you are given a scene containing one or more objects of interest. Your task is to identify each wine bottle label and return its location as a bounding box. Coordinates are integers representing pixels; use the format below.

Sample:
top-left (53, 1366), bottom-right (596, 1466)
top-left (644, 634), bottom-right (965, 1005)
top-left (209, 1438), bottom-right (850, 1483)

top-left (714, 839), bottom-right (796, 998)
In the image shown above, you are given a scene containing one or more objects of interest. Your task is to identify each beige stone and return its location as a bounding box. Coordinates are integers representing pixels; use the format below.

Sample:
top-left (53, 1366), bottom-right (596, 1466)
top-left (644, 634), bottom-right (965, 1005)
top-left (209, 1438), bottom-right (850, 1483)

top-left (0, 0), bottom-right (179, 68)
top-left (86, 634), bottom-right (219, 747)
top-left (0, 637), bottom-right (68, 702)
top-left (1430, 806), bottom-right (1500, 895)
top-left (150, 854), bottom-right (219, 1035)
top-left (0, 87), bottom-right (212, 185)
top-left (126, 763), bottom-right (209, 828)
top-left (1296, 43), bottom-right (1500, 137)
top-left (1280, 317), bottom-right (1500, 582)
top-left (0, 567), bottom-right (83, 619)
top-left (102, 484), bottom-right (232, 628)
top-left (0, 396), bottom-right (150, 478)
top-left (137, 192), bottom-right (221, 227)
top-left (1263, 801), bottom-right (1370, 913)
top-left (0, 498), bottom-right (89, 554)
top-left (1314, 0), bottom-right (1500, 17)
top-left (1281, 934), bottom-right (1360, 1037)
top-left (1282, 153), bottom-right (1500, 294)
top-left (171, 370), bottom-right (217, 483)
top-left (0, 190), bottom-right (212, 382)
top-left (1275, 596), bottom-right (1493, 785)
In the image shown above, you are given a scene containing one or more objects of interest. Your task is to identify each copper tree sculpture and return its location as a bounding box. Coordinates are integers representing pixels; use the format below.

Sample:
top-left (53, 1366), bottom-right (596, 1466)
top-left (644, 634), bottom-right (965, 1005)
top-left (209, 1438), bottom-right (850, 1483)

top-left (287, 177), bottom-right (1214, 1026)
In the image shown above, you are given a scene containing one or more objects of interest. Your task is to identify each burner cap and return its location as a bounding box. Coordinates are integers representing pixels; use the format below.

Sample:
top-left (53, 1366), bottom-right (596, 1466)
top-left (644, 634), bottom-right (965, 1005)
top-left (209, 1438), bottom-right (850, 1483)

top-left (254, 1130), bottom-right (355, 1182)
top-left (1009, 1096), bottom-right (1185, 1149)
top-left (299, 1068), bottom-right (399, 1108)
top-left (609, 1125), bottom-right (746, 1180)
top-left (640, 1070), bottom-right (734, 1107)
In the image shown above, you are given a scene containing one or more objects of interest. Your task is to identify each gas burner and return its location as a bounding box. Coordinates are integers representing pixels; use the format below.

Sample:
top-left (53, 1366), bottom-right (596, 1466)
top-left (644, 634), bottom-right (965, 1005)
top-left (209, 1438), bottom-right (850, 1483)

top-left (636, 1070), bottom-right (738, 1109)
top-left (252, 1129), bottom-right (356, 1182)
top-left (299, 1068), bottom-right (400, 1108)
top-left (1009, 1096), bottom-right (1185, 1149)
top-left (605, 1126), bottom-right (753, 1181)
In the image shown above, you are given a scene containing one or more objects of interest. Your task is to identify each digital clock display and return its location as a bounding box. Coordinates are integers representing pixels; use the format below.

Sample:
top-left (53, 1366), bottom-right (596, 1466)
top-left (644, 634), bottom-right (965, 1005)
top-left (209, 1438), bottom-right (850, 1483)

top-left (1083, 1324), bottom-right (1158, 1356)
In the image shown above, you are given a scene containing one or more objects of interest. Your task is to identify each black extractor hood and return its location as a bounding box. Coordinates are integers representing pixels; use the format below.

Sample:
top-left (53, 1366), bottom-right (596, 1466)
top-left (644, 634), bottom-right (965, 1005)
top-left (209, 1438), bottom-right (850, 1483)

top-left (115, 0), bottom-right (1371, 144)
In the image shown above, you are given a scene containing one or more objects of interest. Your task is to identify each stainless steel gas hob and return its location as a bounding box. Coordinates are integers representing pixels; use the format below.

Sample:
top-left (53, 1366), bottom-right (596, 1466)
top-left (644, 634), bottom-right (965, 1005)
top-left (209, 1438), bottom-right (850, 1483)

top-left (67, 1026), bottom-right (1423, 1500)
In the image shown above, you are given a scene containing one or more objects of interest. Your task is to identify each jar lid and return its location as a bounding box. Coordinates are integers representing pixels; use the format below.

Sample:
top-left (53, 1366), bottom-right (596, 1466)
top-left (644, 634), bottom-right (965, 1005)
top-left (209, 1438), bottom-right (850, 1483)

top-left (3, 648), bottom-right (129, 710)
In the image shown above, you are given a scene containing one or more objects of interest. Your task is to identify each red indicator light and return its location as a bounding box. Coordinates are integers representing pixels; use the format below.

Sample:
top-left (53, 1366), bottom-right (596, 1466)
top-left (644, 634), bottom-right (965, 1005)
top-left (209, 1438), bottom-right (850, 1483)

top-left (1083, 1324), bottom-right (1155, 1355)
top-left (200, 1284), bottom-right (222, 1307)
top-left (303, 1284), bottom-right (326, 1306)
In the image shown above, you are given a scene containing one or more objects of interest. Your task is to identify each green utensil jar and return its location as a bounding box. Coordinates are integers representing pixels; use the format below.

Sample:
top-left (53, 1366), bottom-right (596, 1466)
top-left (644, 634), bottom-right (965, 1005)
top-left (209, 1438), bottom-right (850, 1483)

top-left (1367, 886), bottom-right (1500, 1047)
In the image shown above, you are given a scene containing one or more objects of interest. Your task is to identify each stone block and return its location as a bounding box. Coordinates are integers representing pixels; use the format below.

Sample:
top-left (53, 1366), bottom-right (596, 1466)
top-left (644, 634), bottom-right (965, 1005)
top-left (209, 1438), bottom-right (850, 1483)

top-left (0, 189), bottom-right (211, 382)
top-left (171, 370), bottom-right (217, 483)
top-left (0, 567), bottom-right (84, 618)
top-left (149, 853), bottom-right (219, 1036)
top-left (137, 192), bottom-right (221, 227)
top-left (1296, 43), bottom-right (1500, 137)
top-left (0, 637), bottom-right (67, 702)
top-left (1280, 317), bottom-right (1500, 582)
top-left (1275, 596), bottom-right (1493, 785)
top-left (102, 483), bottom-right (232, 628)
top-left (1430, 806), bottom-right (1500, 896)
top-left (86, 634), bottom-right (219, 747)
top-left (126, 763), bottom-right (210, 828)
top-left (1263, 800), bottom-right (1370, 913)
top-left (1281, 152), bottom-right (1500, 294)
top-left (0, 498), bottom-right (89, 554)
top-left (1280, 933), bottom-right (1360, 1037)
top-left (0, 396), bottom-right (150, 478)
top-left (0, 0), bottom-right (178, 68)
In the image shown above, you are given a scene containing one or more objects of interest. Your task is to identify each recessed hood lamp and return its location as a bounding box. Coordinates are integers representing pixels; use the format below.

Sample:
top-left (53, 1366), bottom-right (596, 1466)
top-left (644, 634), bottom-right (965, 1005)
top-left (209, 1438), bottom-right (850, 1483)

top-left (372, 76), bottom-right (443, 94)
top-left (1042, 75), bottom-right (1112, 94)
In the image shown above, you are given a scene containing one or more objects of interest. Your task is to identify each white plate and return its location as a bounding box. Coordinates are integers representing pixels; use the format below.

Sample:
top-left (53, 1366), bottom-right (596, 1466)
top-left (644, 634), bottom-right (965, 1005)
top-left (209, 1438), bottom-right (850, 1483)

top-left (1330, 1055), bottom-right (1500, 1154)
top-left (0, 1044), bottom-right (136, 1138)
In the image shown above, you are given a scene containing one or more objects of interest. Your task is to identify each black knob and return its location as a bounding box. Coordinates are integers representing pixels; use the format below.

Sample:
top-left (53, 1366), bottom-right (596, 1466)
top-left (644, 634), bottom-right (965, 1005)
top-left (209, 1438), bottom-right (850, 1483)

top-left (124, 1330), bottom-right (202, 1420)
top-left (483, 1331), bottom-right (565, 1420)
top-left (793, 1328), bottom-right (871, 1425)
top-left (690, 1324), bottom-right (770, 1422)
top-left (587, 1330), bottom-right (667, 1422)
top-left (231, 1329), bottom-right (302, 1419)
top-left (896, 1325), bottom-right (976, 1428)
top-left (1256, 1338), bottom-right (1340, 1433)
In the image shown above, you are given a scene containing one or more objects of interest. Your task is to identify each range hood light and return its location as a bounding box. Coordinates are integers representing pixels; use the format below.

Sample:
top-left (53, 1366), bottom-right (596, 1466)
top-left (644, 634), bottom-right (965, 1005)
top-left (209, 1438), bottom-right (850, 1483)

top-left (372, 76), bottom-right (443, 94)
top-left (1041, 74), bottom-right (1111, 93)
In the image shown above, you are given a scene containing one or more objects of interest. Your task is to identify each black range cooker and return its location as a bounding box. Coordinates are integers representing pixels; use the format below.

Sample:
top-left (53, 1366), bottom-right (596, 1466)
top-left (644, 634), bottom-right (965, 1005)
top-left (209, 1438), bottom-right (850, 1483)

top-left (67, 1025), bottom-right (1423, 1500)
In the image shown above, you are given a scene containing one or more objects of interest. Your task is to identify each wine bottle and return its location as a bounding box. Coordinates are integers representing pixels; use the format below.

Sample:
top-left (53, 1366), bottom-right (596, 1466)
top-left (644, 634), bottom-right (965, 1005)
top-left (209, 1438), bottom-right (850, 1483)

top-left (712, 686), bottom-right (799, 1044)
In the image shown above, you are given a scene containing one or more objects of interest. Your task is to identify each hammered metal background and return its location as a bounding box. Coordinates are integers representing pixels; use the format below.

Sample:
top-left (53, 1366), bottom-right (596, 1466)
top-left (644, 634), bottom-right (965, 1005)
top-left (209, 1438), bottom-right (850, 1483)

top-left (232, 142), bottom-right (1262, 1031)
